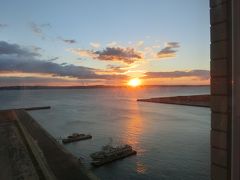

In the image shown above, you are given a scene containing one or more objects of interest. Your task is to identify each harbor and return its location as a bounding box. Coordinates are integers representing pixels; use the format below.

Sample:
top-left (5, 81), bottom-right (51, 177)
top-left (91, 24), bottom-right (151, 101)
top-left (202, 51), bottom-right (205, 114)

top-left (0, 87), bottom-right (210, 179)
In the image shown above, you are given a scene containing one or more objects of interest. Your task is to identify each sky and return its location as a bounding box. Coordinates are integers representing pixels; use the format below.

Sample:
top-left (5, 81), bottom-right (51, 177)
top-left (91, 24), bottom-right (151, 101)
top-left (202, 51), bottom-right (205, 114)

top-left (0, 0), bottom-right (210, 86)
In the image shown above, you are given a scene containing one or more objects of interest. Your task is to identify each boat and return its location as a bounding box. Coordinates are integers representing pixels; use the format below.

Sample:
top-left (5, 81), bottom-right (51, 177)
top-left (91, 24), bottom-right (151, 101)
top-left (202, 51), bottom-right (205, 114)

top-left (62, 133), bottom-right (92, 144)
top-left (90, 144), bottom-right (137, 166)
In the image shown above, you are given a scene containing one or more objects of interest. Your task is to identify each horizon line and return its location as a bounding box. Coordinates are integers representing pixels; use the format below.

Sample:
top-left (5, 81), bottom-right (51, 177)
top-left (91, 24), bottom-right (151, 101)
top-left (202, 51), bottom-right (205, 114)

top-left (0, 84), bottom-right (210, 90)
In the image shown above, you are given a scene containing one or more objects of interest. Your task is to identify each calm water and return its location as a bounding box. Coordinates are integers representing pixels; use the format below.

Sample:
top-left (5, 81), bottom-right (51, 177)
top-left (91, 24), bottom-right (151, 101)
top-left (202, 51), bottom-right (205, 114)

top-left (0, 86), bottom-right (210, 180)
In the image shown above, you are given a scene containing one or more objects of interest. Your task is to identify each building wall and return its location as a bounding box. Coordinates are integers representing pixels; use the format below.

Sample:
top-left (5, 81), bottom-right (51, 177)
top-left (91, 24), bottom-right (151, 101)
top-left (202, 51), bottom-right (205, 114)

top-left (210, 0), bottom-right (232, 179)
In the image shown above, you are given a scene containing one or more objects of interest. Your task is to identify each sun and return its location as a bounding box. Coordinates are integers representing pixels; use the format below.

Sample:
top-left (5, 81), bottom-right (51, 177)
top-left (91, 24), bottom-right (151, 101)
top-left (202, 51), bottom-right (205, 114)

top-left (128, 78), bottom-right (141, 87)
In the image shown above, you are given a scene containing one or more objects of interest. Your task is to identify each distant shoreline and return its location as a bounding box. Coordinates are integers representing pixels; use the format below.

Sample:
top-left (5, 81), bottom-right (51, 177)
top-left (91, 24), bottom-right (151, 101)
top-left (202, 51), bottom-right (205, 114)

top-left (0, 85), bottom-right (210, 90)
top-left (137, 94), bottom-right (210, 108)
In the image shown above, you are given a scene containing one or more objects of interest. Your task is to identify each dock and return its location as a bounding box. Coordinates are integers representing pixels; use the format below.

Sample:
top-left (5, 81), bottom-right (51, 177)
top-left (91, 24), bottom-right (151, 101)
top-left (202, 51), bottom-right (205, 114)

top-left (0, 107), bottom-right (98, 180)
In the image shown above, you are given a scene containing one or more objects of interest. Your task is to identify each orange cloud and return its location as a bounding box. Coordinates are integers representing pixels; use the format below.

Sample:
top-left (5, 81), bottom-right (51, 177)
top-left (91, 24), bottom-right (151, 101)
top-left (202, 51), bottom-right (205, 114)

top-left (143, 77), bottom-right (209, 85)
top-left (144, 70), bottom-right (210, 80)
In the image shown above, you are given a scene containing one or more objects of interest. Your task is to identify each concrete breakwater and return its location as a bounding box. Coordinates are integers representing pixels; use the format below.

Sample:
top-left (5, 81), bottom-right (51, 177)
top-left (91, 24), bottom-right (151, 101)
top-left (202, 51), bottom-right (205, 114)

top-left (0, 108), bottom-right (98, 180)
top-left (137, 94), bottom-right (210, 107)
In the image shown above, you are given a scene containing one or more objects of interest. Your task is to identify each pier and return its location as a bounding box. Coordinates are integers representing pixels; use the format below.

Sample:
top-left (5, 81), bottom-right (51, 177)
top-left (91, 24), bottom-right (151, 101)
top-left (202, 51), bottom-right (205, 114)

top-left (137, 94), bottom-right (210, 107)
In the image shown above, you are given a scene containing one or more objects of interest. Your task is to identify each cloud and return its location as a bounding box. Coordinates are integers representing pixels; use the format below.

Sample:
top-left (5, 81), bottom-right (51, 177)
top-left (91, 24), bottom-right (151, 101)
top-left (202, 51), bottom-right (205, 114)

top-left (144, 69), bottom-right (210, 80)
top-left (0, 24), bottom-right (7, 29)
top-left (40, 23), bottom-right (51, 28)
top-left (61, 62), bottom-right (68, 66)
top-left (0, 41), bottom-right (127, 81)
top-left (136, 41), bottom-right (144, 47)
top-left (58, 37), bottom-right (77, 44)
top-left (29, 22), bottom-right (51, 39)
top-left (90, 42), bottom-right (101, 48)
top-left (96, 47), bottom-right (143, 64)
top-left (72, 49), bottom-right (97, 58)
top-left (48, 57), bottom-right (59, 62)
top-left (0, 41), bottom-right (40, 57)
top-left (165, 42), bottom-right (180, 48)
top-left (73, 47), bottom-right (143, 64)
top-left (0, 76), bottom-right (106, 87)
top-left (31, 46), bottom-right (42, 53)
top-left (30, 23), bottom-right (43, 37)
top-left (157, 42), bottom-right (180, 59)
top-left (105, 65), bottom-right (126, 73)
top-left (60, 38), bottom-right (77, 44)
top-left (107, 41), bottom-right (118, 47)
top-left (0, 57), bottom-right (97, 79)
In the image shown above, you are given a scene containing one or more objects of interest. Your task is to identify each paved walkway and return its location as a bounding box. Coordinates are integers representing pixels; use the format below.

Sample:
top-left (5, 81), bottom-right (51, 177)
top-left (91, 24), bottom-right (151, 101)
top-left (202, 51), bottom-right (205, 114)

top-left (0, 111), bottom-right (39, 180)
top-left (0, 110), bottom-right (97, 180)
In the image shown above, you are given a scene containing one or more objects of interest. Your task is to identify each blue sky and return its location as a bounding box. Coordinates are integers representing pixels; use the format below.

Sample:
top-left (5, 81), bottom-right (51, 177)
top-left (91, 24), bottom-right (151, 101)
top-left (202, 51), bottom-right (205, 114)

top-left (0, 0), bottom-right (210, 86)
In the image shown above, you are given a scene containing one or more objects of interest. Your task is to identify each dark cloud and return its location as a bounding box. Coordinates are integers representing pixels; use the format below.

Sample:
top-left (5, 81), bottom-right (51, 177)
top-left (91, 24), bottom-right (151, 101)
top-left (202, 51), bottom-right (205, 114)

top-left (74, 47), bottom-right (143, 64)
top-left (145, 70), bottom-right (210, 80)
top-left (166, 42), bottom-right (180, 48)
top-left (58, 37), bottom-right (77, 44)
top-left (0, 57), bottom-right (96, 78)
top-left (157, 42), bottom-right (180, 58)
top-left (62, 39), bottom-right (77, 44)
top-left (0, 41), bottom-right (39, 57)
top-left (61, 62), bottom-right (68, 66)
top-left (96, 47), bottom-right (143, 64)
top-left (48, 57), bottom-right (59, 62)
top-left (0, 41), bottom-right (127, 81)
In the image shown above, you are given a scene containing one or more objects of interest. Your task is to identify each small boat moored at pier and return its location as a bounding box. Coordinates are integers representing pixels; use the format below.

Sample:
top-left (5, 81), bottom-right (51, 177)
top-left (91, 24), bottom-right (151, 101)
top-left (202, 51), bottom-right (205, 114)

top-left (62, 133), bottom-right (92, 144)
top-left (90, 144), bottom-right (137, 166)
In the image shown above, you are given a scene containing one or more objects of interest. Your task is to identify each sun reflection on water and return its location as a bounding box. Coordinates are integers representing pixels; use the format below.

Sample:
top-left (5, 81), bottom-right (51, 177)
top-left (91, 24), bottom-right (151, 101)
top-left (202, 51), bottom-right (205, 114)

top-left (124, 110), bottom-right (143, 146)
top-left (122, 101), bottom-right (148, 173)
top-left (136, 162), bottom-right (147, 174)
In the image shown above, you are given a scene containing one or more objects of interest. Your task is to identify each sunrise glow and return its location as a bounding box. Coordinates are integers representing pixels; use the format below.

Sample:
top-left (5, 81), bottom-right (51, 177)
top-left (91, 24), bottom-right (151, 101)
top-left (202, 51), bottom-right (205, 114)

top-left (128, 78), bottom-right (141, 87)
top-left (0, 1), bottom-right (210, 86)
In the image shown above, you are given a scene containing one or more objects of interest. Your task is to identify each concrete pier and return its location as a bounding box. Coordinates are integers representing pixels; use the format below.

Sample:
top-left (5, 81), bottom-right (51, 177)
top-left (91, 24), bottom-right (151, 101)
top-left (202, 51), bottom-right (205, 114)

top-left (0, 109), bottom-right (98, 180)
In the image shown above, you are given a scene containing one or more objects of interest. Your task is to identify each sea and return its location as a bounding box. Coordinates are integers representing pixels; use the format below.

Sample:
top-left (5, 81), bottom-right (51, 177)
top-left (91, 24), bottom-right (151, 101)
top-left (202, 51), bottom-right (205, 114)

top-left (0, 86), bottom-right (210, 180)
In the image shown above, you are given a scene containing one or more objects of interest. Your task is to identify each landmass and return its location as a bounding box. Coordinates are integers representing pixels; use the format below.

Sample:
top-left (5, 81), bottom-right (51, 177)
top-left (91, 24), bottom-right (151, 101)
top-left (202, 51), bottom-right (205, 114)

top-left (137, 94), bottom-right (210, 107)
top-left (0, 85), bottom-right (209, 90)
